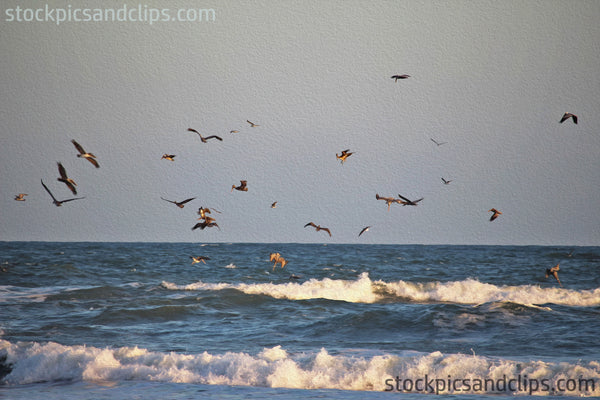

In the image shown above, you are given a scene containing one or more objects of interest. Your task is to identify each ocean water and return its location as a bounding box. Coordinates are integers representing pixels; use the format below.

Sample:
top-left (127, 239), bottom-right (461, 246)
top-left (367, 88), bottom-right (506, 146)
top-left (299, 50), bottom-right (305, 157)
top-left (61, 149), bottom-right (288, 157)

top-left (1, 242), bottom-right (599, 399)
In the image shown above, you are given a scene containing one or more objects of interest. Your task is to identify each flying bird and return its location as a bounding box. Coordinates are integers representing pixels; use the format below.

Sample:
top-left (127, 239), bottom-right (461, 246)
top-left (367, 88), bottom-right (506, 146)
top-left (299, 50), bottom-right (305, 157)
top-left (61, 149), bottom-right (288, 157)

top-left (192, 220), bottom-right (220, 231)
top-left (336, 149), bottom-right (353, 164)
top-left (14, 193), bottom-right (28, 201)
top-left (391, 74), bottom-right (410, 81)
top-left (376, 194), bottom-right (403, 211)
top-left (271, 201), bottom-right (278, 208)
top-left (71, 140), bottom-right (99, 168)
top-left (358, 226), bottom-right (371, 237)
top-left (161, 197), bottom-right (195, 208)
top-left (161, 154), bottom-right (176, 161)
top-left (191, 256), bottom-right (210, 264)
top-left (397, 194), bottom-right (424, 206)
top-left (269, 252), bottom-right (287, 270)
top-left (230, 130), bottom-right (239, 134)
top-left (559, 112), bottom-right (578, 124)
top-left (545, 264), bottom-right (562, 287)
top-left (246, 120), bottom-right (259, 127)
top-left (187, 128), bottom-right (223, 143)
top-left (304, 222), bottom-right (332, 237)
top-left (41, 179), bottom-right (85, 207)
top-left (441, 178), bottom-right (452, 185)
top-left (231, 180), bottom-right (248, 192)
top-left (488, 208), bottom-right (502, 221)
top-left (197, 207), bottom-right (221, 219)
top-left (57, 162), bottom-right (77, 195)
top-left (430, 138), bottom-right (447, 146)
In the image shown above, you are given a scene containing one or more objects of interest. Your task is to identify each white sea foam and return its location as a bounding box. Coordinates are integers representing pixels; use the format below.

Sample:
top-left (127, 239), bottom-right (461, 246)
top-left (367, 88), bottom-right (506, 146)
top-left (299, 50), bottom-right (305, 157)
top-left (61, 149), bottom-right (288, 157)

top-left (1, 340), bottom-right (598, 395)
top-left (162, 273), bottom-right (600, 307)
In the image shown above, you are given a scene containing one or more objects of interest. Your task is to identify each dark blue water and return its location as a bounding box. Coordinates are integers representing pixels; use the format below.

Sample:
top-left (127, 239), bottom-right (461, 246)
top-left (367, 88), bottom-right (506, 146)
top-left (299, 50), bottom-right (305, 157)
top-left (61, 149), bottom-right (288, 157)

top-left (1, 242), bottom-right (599, 398)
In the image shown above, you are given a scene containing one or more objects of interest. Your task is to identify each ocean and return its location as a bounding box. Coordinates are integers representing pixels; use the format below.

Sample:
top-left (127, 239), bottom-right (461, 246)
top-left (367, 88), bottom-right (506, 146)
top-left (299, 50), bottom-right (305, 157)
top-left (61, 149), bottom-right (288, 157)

top-left (1, 242), bottom-right (599, 399)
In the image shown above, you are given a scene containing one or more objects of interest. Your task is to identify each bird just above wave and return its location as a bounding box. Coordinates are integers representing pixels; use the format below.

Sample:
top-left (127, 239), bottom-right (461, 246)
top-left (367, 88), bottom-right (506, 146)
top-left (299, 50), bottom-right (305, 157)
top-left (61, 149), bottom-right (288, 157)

top-left (545, 264), bottom-right (562, 287)
top-left (269, 252), bottom-right (287, 270)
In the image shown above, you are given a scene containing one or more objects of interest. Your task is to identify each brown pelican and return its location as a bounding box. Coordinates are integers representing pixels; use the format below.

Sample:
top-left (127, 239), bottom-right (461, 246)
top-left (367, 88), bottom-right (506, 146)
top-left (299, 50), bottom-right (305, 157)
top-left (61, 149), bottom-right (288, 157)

top-left (71, 140), bottom-right (99, 168)
top-left (231, 180), bottom-right (248, 192)
top-left (269, 252), bottom-right (287, 270)
top-left (397, 194), bottom-right (423, 206)
top-left (246, 120), bottom-right (259, 127)
top-left (271, 201), bottom-right (278, 208)
top-left (187, 128), bottom-right (223, 143)
top-left (161, 197), bottom-right (195, 208)
top-left (161, 154), bottom-right (176, 161)
top-left (375, 194), bottom-right (403, 211)
top-left (191, 256), bottom-right (211, 264)
top-left (545, 264), bottom-right (562, 287)
top-left (197, 207), bottom-right (221, 219)
top-left (41, 179), bottom-right (85, 207)
top-left (304, 222), bottom-right (332, 237)
top-left (192, 220), bottom-right (220, 231)
top-left (336, 149), bottom-right (353, 164)
top-left (430, 138), bottom-right (447, 146)
top-left (14, 193), bottom-right (28, 201)
top-left (57, 162), bottom-right (77, 195)
top-left (358, 226), bottom-right (371, 237)
top-left (488, 208), bottom-right (502, 221)
top-left (230, 130), bottom-right (239, 134)
top-left (391, 74), bottom-right (410, 81)
top-left (559, 112), bottom-right (578, 124)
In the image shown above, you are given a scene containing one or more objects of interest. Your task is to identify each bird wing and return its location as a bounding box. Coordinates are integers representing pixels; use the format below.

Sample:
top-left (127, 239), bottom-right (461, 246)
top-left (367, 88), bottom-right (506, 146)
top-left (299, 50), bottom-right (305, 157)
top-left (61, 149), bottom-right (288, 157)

top-left (187, 128), bottom-right (202, 137)
top-left (572, 115), bottom-right (578, 124)
top-left (179, 197), bottom-right (196, 205)
top-left (41, 179), bottom-right (58, 202)
top-left (205, 135), bottom-right (223, 141)
top-left (397, 194), bottom-right (411, 203)
top-left (160, 197), bottom-right (176, 204)
top-left (322, 227), bottom-right (332, 237)
top-left (86, 157), bottom-right (100, 168)
top-left (71, 140), bottom-right (86, 154)
top-left (304, 222), bottom-right (316, 228)
top-left (413, 198), bottom-right (424, 204)
top-left (358, 226), bottom-right (370, 237)
top-left (559, 113), bottom-right (571, 123)
top-left (57, 162), bottom-right (68, 179)
top-left (61, 196), bottom-right (85, 203)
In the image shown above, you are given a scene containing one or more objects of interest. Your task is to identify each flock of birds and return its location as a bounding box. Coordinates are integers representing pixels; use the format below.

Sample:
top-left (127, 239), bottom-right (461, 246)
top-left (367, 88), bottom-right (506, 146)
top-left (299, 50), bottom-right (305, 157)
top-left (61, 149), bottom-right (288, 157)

top-left (11, 76), bottom-right (579, 286)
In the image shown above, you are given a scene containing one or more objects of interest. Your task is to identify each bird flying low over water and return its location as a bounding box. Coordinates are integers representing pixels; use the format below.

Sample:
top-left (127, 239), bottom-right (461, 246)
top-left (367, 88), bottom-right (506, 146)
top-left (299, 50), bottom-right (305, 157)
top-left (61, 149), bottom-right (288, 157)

top-left (304, 222), bottom-right (332, 237)
top-left (161, 154), bottom-right (176, 161)
top-left (375, 194), bottom-right (403, 211)
top-left (41, 179), bottom-right (85, 207)
top-left (488, 208), bottom-right (502, 221)
top-left (161, 197), bottom-right (195, 208)
top-left (246, 120), bottom-right (259, 127)
top-left (358, 226), bottom-right (371, 237)
top-left (391, 74), bottom-right (410, 81)
top-left (71, 140), bottom-right (99, 168)
top-left (397, 194), bottom-right (424, 206)
top-left (336, 149), bottom-right (353, 164)
top-left (559, 112), bottom-right (578, 124)
top-left (269, 252), bottom-right (287, 270)
top-left (14, 193), bottom-right (28, 201)
top-left (545, 264), bottom-right (562, 287)
top-left (187, 128), bottom-right (223, 143)
top-left (430, 138), bottom-right (447, 146)
top-left (191, 256), bottom-right (210, 264)
top-left (57, 162), bottom-right (77, 195)
top-left (192, 220), bottom-right (220, 231)
top-left (231, 180), bottom-right (248, 192)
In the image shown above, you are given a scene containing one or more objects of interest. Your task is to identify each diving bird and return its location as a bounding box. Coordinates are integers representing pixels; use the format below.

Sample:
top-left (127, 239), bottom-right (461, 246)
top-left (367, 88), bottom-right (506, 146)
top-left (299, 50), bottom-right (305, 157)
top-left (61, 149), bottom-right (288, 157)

top-left (71, 140), bottom-right (99, 168)
top-left (397, 194), bottom-right (424, 206)
top-left (14, 193), bottom-right (28, 201)
top-left (391, 74), bottom-right (410, 81)
top-left (192, 220), bottom-right (220, 231)
top-left (41, 179), bottom-right (85, 207)
top-left (358, 226), bottom-right (371, 237)
top-left (430, 138), bottom-right (447, 146)
top-left (376, 194), bottom-right (403, 211)
top-left (545, 264), bottom-right (562, 287)
top-left (336, 149), bottom-right (353, 164)
top-left (559, 112), bottom-right (578, 124)
top-left (246, 120), bottom-right (259, 127)
top-left (231, 180), bottom-right (248, 192)
top-left (304, 222), bottom-right (332, 237)
top-left (269, 252), bottom-right (287, 270)
top-left (57, 162), bottom-right (77, 195)
top-left (161, 154), bottom-right (176, 161)
top-left (441, 178), bottom-right (452, 185)
top-left (161, 197), bottom-right (195, 208)
top-left (187, 128), bottom-right (223, 143)
top-left (488, 208), bottom-right (502, 221)
top-left (191, 256), bottom-right (210, 264)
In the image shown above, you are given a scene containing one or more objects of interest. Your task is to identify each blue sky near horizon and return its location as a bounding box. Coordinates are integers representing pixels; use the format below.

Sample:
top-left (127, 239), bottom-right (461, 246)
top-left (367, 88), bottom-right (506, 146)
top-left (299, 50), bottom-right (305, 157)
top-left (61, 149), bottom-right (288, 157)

top-left (1, 1), bottom-right (599, 245)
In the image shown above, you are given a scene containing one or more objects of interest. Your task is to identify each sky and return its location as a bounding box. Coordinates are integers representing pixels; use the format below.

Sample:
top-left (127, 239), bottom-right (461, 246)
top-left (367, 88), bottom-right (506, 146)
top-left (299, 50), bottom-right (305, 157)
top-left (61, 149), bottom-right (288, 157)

top-left (1, 0), bottom-right (599, 245)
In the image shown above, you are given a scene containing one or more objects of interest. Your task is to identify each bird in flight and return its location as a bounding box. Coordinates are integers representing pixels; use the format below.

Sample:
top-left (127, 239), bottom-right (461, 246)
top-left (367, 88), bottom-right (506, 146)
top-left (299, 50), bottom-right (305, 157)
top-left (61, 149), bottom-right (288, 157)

top-left (57, 162), bottom-right (77, 195)
top-left (559, 112), bottom-right (578, 124)
top-left (358, 226), bottom-right (371, 237)
top-left (192, 220), bottom-right (220, 231)
top-left (230, 130), bottom-right (239, 134)
top-left (161, 197), bottom-right (195, 208)
top-left (391, 74), bottom-right (410, 81)
top-left (545, 264), bottom-right (562, 287)
top-left (269, 252), bottom-right (287, 270)
top-left (430, 138), bottom-right (447, 146)
top-left (161, 154), bottom-right (176, 161)
top-left (336, 149), bottom-right (353, 164)
top-left (191, 256), bottom-right (210, 264)
top-left (304, 222), bottom-right (332, 237)
top-left (441, 178), bottom-right (452, 185)
top-left (71, 140), bottom-right (99, 168)
top-left (188, 128), bottom-right (223, 143)
top-left (14, 193), bottom-right (28, 201)
top-left (488, 208), bottom-right (502, 221)
top-left (397, 194), bottom-right (424, 206)
top-left (231, 180), bottom-right (248, 192)
top-left (197, 206), bottom-right (221, 220)
top-left (246, 120), bottom-right (259, 127)
top-left (271, 201), bottom-right (278, 209)
top-left (41, 179), bottom-right (85, 207)
top-left (376, 194), bottom-right (403, 211)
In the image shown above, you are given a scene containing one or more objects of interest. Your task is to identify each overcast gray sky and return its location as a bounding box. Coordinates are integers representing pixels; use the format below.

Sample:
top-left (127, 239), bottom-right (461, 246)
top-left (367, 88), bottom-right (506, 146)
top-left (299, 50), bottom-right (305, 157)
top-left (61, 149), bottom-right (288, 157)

top-left (1, 0), bottom-right (599, 245)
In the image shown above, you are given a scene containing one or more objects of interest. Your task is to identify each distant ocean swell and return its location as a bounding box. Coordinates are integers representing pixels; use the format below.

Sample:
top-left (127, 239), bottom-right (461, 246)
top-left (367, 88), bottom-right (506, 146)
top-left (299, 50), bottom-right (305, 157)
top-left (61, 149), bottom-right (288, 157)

top-left (1, 340), bottom-right (598, 395)
top-left (162, 272), bottom-right (600, 307)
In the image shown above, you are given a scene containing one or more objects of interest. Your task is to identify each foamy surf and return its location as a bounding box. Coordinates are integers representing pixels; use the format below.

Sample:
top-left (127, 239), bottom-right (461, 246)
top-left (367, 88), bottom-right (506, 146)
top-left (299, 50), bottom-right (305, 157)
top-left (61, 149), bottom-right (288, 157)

top-left (162, 273), bottom-right (600, 307)
top-left (1, 340), bottom-right (598, 395)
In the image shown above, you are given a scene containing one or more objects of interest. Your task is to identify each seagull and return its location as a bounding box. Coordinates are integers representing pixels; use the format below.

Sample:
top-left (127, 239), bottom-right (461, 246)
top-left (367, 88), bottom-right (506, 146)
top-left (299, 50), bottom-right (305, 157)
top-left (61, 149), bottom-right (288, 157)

top-left (197, 207), bottom-right (221, 219)
top-left (57, 162), bottom-right (77, 195)
top-left (391, 74), bottom-right (410, 81)
top-left (430, 138), bottom-right (447, 146)
top-left (192, 220), bottom-right (220, 230)
top-left (376, 193), bottom-right (403, 211)
top-left (441, 178), bottom-right (452, 185)
top-left (336, 149), bottom-right (353, 164)
top-left (271, 201), bottom-right (278, 208)
top-left (358, 226), bottom-right (371, 237)
top-left (187, 128), bottom-right (223, 143)
top-left (161, 197), bottom-right (195, 208)
top-left (246, 120), bottom-right (259, 127)
top-left (304, 222), bottom-right (332, 237)
top-left (231, 180), bottom-right (248, 192)
top-left (488, 208), bottom-right (502, 221)
top-left (397, 194), bottom-right (424, 206)
top-left (269, 252), bottom-right (287, 270)
top-left (71, 140), bottom-right (99, 168)
top-left (41, 179), bottom-right (85, 207)
top-left (559, 112), bottom-right (578, 124)
top-left (191, 256), bottom-right (210, 264)
top-left (14, 193), bottom-right (28, 201)
top-left (161, 154), bottom-right (176, 161)
top-left (545, 264), bottom-right (562, 287)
